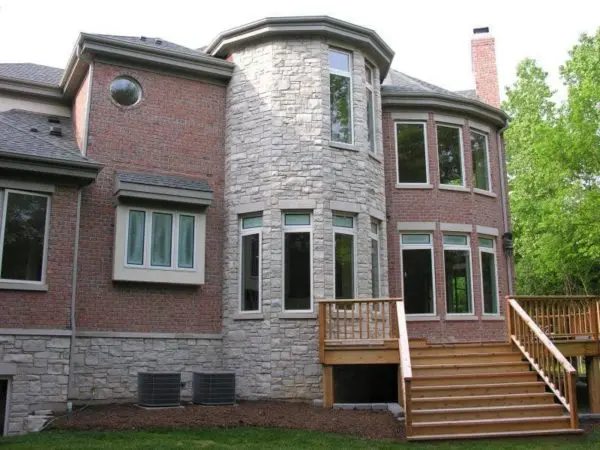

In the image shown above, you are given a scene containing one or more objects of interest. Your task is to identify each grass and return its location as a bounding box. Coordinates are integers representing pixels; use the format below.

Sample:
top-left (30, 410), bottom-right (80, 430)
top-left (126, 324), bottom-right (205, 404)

top-left (1, 427), bottom-right (600, 450)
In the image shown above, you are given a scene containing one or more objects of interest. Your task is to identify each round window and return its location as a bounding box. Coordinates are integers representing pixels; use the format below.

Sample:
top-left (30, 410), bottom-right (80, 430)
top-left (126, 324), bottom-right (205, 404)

top-left (110, 77), bottom-right (142, 107)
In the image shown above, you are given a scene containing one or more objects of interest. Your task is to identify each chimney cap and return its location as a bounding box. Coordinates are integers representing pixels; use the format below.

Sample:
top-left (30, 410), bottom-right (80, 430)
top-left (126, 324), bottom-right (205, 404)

top-left (473, 27), bottom-right (490, 34)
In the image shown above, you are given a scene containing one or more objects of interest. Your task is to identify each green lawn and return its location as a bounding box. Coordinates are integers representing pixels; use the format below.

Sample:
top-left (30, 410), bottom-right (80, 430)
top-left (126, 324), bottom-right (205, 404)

top-left (1, 427), bottom-right (599, 449)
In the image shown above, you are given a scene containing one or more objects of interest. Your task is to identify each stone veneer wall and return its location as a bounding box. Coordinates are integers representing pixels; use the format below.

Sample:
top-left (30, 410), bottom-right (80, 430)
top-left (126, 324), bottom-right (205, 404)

top-left (222, 38), bottom-right (388, 400)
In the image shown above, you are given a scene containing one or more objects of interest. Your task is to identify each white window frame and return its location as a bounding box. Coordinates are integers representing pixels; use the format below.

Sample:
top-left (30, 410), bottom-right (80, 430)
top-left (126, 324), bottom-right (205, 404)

top-left (369, 219), bottom-right (381, 298)
top-left (332, 213), bottom-right (357, 301)
top-left (366, 63), bottom-right (377, 153)
top-left (400, 233), bottom-right (436, 316)
top-left (282, 212), bottom-right (313, 313)
top-left (0, 189), bottom-right (51, 286)
top-left (471, 129), bottom-right (492, 193)
top-left (124, 207), bottom-right (197, 271)
top-left (443, 234), bottom-right (474, 315)
top-left (329, 47), bottom-right (354, 145)
top-left (239, 215), bottom-right (263, 313)
top-left (436, 123), bottom-right (466, 188)
top-left (395, 121), bottom-right (430, 187)
top-left (479, 236), bottom-right (500, 316)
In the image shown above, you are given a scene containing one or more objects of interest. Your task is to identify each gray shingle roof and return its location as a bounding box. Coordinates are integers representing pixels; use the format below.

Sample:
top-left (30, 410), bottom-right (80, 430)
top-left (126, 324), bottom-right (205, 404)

top-left (382, 69), bottom-right (466, 99)
top-left (455, 89), bottom-right (479, 100)
top-left (94, 34), bottom-right (204, 57)
top-left (0, 63), bottom-right (64, 86)
top-left (0, 109), bottom-right (98, 166)
top-left (117, 172), bottom-right (212, 193)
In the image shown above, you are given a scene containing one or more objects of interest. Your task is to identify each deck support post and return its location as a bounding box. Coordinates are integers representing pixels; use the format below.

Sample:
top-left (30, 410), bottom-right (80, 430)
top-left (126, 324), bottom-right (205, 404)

top-left (587, 356), bottom-right (600, 413)
top-left (323, 365), bottom-right (333, 408)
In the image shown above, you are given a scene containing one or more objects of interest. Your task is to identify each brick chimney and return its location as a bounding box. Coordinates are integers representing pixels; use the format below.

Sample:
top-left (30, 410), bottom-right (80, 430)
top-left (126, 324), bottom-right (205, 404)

top-left (471, 27), bottom-right (500, 108)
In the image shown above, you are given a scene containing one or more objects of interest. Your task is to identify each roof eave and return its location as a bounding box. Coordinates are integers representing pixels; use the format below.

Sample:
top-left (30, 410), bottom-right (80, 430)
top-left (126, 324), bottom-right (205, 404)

top-left (0, 76), bottom-right (63, 101)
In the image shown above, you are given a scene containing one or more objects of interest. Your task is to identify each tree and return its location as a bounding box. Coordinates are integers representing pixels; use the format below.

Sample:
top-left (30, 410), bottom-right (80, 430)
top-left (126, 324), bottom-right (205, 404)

top-left (503, 28), bottom-right (600, 295)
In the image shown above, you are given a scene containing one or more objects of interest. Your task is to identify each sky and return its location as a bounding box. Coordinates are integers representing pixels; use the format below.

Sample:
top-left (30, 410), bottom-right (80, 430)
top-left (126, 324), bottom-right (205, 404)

top-left (0, 0), bottom-right (598, 101)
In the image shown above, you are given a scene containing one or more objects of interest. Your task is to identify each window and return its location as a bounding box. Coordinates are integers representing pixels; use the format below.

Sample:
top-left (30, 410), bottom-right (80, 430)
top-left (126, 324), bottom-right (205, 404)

top-left (283, 213), bottom-right (312, 311)
top-left (471, 130), bottom-right (491, 191)
top-left (110, 77), bottom-right (142, 107)
top-left (370, 220), bottom-right (380, 298)
top-left (329, 49), bottom-right (353, 144)
top-left (401, 234), bottom-right (435, 314)
top-left (437, 124), bottom-right (464, 186)
top-left (240, 216), bottom-right (262, 312)
top-left (333, 214), bottom-right (356, 300)
top-left (366, 64), bottom-right (376, 152)
top-left (480, 237), bottom-right (499, 314)
top-left (444, 235), bottom-right (473, 314)
top-left (0, 190), bottom-right (50, 284)
top-left (396, 122), bottom-right (428, 184)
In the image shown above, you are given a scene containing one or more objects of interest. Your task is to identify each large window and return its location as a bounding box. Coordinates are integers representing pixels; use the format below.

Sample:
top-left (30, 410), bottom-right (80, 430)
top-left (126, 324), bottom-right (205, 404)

top-left (480, 237), bottom-right (499, 314)
top-left (283, 213), bottom-right (312, 311)
top-left (444, 235), bottom-right (473, 314)
top-left (437, 124), bottom-right (464, 186)
top-left (401, 234), bottom-right (435, 314)
top-left (240, 216), bottom-right (262, 312)
top-left (0, 190), bottom-right (50, 284)
top-left (334, 214), bottom-right (356, 300)
top-left (366, 64), bottom-right (376, 152)
top-left (370, 220), bottom-right (380, 298)
top-left (471, 130), bottom-right (490, 191)
top-left (396, 122), bottom-right (428, 184)
top-left (329, 49), bottom-right (353, 144)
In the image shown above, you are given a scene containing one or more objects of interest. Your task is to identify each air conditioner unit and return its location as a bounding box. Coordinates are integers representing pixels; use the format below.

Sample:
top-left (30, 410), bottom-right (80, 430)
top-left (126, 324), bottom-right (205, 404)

top-left (137, 372), bottom-right (181, 407)
top-left (193, 372), bottom-right (235, 405)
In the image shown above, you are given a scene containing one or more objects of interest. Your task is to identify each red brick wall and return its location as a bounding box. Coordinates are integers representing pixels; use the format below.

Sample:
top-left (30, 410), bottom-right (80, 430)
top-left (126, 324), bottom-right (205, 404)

top-left (72, 70), bottom-right (90, 152)
top-left (472, 35), bottom-right (500, 108)
top-left (384, 111), bottom-right (510, 343)
top-left (77, 62), bottom-right (226, 333)
top-left (0, 185), bottom-right (78, 329)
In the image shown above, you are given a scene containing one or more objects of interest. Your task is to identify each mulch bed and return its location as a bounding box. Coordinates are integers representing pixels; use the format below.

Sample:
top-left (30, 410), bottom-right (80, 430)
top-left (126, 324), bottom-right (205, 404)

top-left (52, 401), bottom-right (405, 440)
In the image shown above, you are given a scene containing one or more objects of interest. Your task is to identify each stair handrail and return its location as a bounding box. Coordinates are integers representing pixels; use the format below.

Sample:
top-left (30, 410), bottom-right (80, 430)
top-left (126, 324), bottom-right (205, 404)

top-left (507, 297), bottom-right (578, 429)
top-left (395, 299), bottom-right (412, 437)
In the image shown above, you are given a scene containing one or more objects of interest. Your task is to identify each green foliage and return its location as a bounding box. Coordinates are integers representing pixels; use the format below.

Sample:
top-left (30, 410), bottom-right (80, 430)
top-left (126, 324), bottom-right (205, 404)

top-left (503, 29), bottom-right (600, 294)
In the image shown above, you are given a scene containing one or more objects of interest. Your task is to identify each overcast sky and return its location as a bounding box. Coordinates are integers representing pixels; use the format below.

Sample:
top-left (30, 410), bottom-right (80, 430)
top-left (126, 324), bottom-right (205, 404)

top-left (1, 0), bottom-right (598, 100)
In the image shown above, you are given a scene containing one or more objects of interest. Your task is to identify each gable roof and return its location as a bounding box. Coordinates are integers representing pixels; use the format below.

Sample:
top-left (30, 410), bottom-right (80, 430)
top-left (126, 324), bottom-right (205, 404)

top-left (0, 63), bottom-right (63, 87)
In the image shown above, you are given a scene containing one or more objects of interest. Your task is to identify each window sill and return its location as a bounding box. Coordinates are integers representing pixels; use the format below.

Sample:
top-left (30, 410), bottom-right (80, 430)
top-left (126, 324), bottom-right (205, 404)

top-left (279, 312), bottom-right (317, 320)
top-left (0, 281), bottom-right (48, 291)
top-left (482, 315), bottom-right (505, 321)
top-left (439, 185), bottom-right (469, 193)
top-left (406, 315), bottom-right (440, 322)
top-left (329, 141), bottom-right (359, 152)
top-left (396, 183), bottom-right (433, 190)
top-left (474, 188), bottom-right (497, 198)
top-left (368, 152), bottom-right (382, 163)
top-left (233, 312), bottom-right (265, 321)
top-left (445, 315), bottom-right (477, 321)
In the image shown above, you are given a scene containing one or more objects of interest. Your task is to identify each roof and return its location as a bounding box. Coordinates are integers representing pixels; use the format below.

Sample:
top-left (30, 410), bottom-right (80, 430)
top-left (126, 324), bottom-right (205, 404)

top-left (0, 63), bottom-right (63, 86)
top-left (117, 172), bottom-right (212, 193)
top-left (455, 89), bottom-right (479, 100)
top-left (382, 69), bottom-right (467, 99)
top-left (0, 109), bottom-right (99, 167)
top-left (90, 34), bottom-right (204, 58)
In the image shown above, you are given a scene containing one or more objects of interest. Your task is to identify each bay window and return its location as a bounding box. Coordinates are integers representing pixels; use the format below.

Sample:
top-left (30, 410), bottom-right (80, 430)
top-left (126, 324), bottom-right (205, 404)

top-left (444, 234), bottom-right (473, 314)
top-left (471, 130), bottom-right (491, 191)
top-left (396, 122), bottom-right (428, 184)
top-left (437, 124), bottom-right (464, 186)
top-left (329, 48), bottom-right (353, 144)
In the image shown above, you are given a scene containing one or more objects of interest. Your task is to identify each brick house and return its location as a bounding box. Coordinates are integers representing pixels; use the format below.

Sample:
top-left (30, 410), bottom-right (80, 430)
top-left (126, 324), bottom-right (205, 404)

top-left (0, 17), bottom-right (513, 436)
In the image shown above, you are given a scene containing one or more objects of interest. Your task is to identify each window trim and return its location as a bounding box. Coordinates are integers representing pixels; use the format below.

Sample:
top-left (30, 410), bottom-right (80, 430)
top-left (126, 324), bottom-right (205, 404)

top-left (329, 47), bottom-right (354, 146)
top-left (479, 236), bottom-right (500, 316)
top-left (282, 211), bottom-right (314, 313)
top-left (369, 219), bottom-right (381, 298)
top-left (0, 189), bottom-right (51, 286)
top-left (239, 215), bottom-right (263, 314)
top-left (471, 129), bottom-right (492, 193)
top-left (400, 233), bottom-right (436, 316)
top-left (366, 62), bottom-right (377, 153)
top-left (443, 233), bottom-right (474, 315)
top-left (436, 123), bottom-right (465, 188)
top-left (395, 121), bottom-right (430, 187)
top-left (333, 213), bottom-right (357, 301)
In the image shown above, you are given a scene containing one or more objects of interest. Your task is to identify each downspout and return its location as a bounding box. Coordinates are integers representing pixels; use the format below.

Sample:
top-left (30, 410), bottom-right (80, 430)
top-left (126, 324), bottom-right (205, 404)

top-left (67, 189), bottom-right (82, 400)
top-left (496, 121), bottom-right (514, 295)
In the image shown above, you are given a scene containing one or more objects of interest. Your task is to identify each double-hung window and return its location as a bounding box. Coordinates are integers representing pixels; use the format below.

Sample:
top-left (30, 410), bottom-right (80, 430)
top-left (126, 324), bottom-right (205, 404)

top-left (283, 213), bottom-right (312, 311)
top-left (240, 216), bottom-right (262, 312)
top-left (437, 124), bottom-right (464, 187)
top-left (370, 220), bottom-right (380, 298)
top-left (401, 234), bottom-right (435, 314)
top-left (366, 64), bottom-right (376, 152)
top-left (329, 49), bottom-right (353, 144)
top-left (0, 189), bottom-right (50, 285)
top-left (471, 130), bottom-right (491, 191)
top-left (396, 122), bottom-right (429, 184)
top-left (333, 214), bottom-right (356, 300)
top-left (443, 235), bottom-right (473, 314)
top-left (479, 237), bottom-right (499, 315)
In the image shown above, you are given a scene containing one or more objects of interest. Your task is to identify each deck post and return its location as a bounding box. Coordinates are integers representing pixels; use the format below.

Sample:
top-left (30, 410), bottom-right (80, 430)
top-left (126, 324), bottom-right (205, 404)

top-left (323, 365), bottom-right (333, 408)
top-left (397, 364), bottom-right (403, 404)
top-left (587, 356), bottom-right (600, 414)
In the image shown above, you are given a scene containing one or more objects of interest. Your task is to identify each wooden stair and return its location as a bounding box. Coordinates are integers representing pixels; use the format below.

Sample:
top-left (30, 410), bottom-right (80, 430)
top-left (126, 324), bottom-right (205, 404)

top-left (407, 342), bottom-right (583, 440)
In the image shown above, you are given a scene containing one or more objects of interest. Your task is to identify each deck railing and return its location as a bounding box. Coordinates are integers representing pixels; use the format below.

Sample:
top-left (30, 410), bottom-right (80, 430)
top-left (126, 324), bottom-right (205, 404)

top-left (395, 299), bottom-right (413, 437)
top-left (512, 296), bottom-right (600, 341)
top-left (507, 297), bottom-right (578, 429)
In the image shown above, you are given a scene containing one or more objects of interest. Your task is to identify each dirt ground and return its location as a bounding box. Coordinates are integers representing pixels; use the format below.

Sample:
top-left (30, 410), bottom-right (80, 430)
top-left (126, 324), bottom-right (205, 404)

top-left (53, 401), bottom-right (405, 440)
